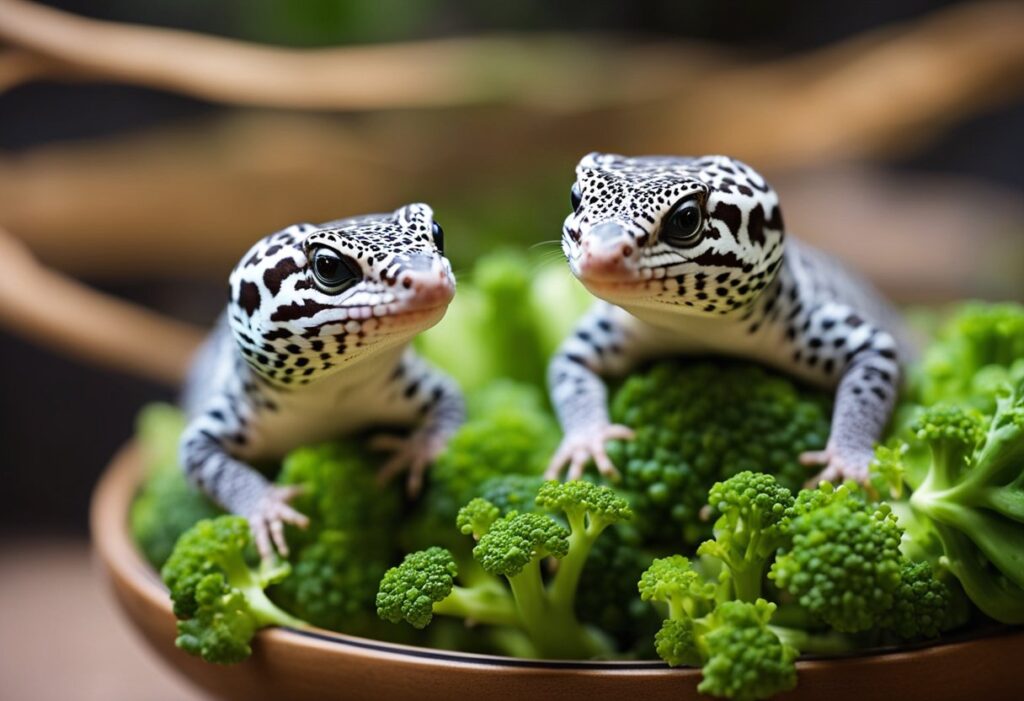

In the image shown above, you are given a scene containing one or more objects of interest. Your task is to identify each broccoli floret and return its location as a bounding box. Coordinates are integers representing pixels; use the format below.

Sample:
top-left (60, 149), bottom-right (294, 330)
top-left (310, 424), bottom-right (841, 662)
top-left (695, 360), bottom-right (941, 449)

top-left (277, 440), bottom-right (399, 550)
top-left (476, 473), bottom-right (548, 515)
top-left (378, 483), bottom-right (631, 659)
top-left (916, 302), bottom-right (1024, 411)
top-left (161, 516), bottom-right (304, 664)
top-left (638, 556), bottom-right (797, 700)
top-left (697, 472), bottom-right (794, 602)
top-left (130, 404), bottom-right (221, 568)
top-left (891, 378), bottom-right (1024, 623)
top-left (770, 483), bottom-right (904, 633)
top-left (270, 530), bottom-right (388, 635)
top-left (884, 560), bottom-right (953, 640)
top-left (606, 361), bottom-right (831, 545)
top-left (426, 382), bottom-right (558, 522)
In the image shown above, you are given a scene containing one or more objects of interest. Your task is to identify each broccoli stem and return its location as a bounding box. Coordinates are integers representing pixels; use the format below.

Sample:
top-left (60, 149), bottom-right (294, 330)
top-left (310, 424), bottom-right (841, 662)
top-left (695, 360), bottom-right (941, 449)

top-left (434, 585), bottom-right (520, 628)
top-left (507, 562), bottom-right (607, 659)
top-left (769, 626), bottom-right (855, 656)
top-left (221, 553), bottom-right (304, 629)
top-left (548, 513), bottom-right (598, 611)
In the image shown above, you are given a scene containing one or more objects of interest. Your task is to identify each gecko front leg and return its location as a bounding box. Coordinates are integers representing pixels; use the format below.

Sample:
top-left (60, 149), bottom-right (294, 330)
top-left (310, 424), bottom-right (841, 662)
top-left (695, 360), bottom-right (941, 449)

top-left (372, 351), bottom-right (466, 495)
top-left (180, 407), bottom-right (309, 559)
top-left (795, 303), bottom-right (902, 484)
top-left (546, 303), bottom-right (657, 480)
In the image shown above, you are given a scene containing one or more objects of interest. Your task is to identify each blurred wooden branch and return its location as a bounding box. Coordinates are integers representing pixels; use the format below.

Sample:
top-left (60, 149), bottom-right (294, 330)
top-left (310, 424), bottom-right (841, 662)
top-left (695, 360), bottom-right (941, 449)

top-left (0, 224), bottom-right (203, 384)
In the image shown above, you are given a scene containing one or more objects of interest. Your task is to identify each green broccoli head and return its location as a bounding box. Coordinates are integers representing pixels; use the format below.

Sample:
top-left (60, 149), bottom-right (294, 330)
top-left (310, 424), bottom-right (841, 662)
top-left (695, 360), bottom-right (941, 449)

top-left (271, 530), bottom-right (388, 635)
top-left (770, 485), bottom-right (904, 633)
top-left (161, 516), bottom-right (303, 664)
top-left (884, 560), bottom-right (954, 640)
top-left (476, 473), bottom-right (547, 515)
top-left (277, 441), bottom-right (399, 548)
top-left (654, 618), bottom-right (699, 667)
top-left (638, 555), bottom-right (717, 620)
top-left (473, 512), bottom-right (570, 577)
top-left (698, 472), bottom-right (795, 601)
top-left (376, 547), bottom-right (459, 629)
top-left (698, 599), bottom-right (798, 701)
top-left (917, 302), bottom-right (1024, 411)
top-left (606, 361), bottom-right (831, 545)
top-left (456, 498), bottom-right (501, 539)
top-left (909, 405), bottom-right (986, 490)
top-left (535, 479), bottom-right (634, 537)
top-left (175, 574), bottom-right (258, 664)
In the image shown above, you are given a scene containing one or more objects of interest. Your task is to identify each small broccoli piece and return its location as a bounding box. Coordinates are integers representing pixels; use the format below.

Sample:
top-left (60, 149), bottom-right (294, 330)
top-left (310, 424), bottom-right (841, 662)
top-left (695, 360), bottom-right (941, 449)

top-left (770, 483), bottom-right (904, 633)
top-left (889, 378), bottom-right (1024, 623)
top-left (606, 361), bottom-right (831, 545)
top-left (426, 382), bottom-right (558, 522)
top-left (476, 473), bottom-right (547, 515)
top-left (130, 404), bottom-right (221, 568)
top-left (638, 557), bottom-right (796, 700)
top-left (379, 483), bottom-right (630, 659)
top-left (916, 302), bottom-right (1024, 411)
top-left (270, 530), bottom-right (387, 635)
top-left (277, 440), bottom-right (399, 550)
top-left (884, 560), bottom-right (953, 640)
top-left (474, 511), bottom-right (570, 577)
top-left (697, 472), bottom-right (794, 602)
top-left (161, 516), bottom-right (305, 664)
top-left (698, 600), bottom-right (798, 701)
top-left (456, 498), bottom-right (501, 539)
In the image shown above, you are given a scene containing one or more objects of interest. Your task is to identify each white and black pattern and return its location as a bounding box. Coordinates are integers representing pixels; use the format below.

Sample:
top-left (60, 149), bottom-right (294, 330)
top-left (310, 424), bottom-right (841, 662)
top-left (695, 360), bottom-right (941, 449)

top-left (547, 153), bottom-right (909, 484)
top-left (180, 204), bottom-right (465, 558)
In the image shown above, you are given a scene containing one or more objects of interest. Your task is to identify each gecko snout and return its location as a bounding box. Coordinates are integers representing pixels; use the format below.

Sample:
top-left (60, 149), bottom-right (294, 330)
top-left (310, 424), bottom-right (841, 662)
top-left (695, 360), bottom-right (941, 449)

top-left (398, 255), bottom-right (455, 309)
top-left (577, 221), bottom-right (638, 280)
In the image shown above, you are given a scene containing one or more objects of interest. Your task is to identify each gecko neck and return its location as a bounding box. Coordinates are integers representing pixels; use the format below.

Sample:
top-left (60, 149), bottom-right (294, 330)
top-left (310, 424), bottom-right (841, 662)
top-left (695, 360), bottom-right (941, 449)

top-left (244, 340), bottom-right (409, 393)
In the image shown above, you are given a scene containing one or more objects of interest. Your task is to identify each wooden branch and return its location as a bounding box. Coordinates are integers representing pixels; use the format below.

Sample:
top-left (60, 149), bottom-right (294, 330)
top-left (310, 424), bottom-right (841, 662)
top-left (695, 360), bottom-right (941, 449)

top-left (0, 224), bottom-right (204, 384)
top-left (0, 0), bottom-right (723, 110)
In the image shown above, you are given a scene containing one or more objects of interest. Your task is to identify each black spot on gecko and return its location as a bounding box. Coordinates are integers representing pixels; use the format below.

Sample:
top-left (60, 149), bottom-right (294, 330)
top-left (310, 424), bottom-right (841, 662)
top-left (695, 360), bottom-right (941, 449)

top-left (237, 281), bottom-right (261, 317)
top-left (263, 256), bottom-right (301, 296)
top-left (711, 201), bottom-right (742, 237)
top-left (746, 204), bottom-right (766, 246)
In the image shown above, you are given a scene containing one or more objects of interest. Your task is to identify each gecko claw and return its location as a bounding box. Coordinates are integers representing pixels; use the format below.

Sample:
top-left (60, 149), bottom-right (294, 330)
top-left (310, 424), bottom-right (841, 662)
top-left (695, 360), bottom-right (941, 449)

top-left (372, 431), bottom-right (445, 497)
top-left (800, 445), bottom-right (874, 488)
top-left (247, 485), bottom-right (309, 561)
top-left (545, 424), bottom-right (634, 481)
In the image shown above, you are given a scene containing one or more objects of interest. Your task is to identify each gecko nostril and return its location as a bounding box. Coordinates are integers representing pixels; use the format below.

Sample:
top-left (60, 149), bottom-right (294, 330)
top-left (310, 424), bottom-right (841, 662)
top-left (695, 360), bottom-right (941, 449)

top-left (622, 245), bottom-right (633, 257)
top-left (402, 277), bottom-right (413, 289)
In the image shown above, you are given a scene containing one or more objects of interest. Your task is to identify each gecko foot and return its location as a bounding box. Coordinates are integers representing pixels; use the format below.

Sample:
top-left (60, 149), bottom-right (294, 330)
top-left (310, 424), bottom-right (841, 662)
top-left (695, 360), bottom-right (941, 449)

top-left (247, 485), bottom-right (309, 561)
top-left (545, 424), bottom-right (635, 481)
top-left (371, 431), bottom-right (446, 497)
top-left (800, 445), bottom-right (874, 488)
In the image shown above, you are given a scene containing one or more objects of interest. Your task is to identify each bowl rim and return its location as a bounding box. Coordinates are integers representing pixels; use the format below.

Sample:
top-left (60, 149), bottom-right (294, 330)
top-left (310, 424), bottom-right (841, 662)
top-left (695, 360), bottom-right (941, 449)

top-left (91, 441), bottom-right (1022, 673)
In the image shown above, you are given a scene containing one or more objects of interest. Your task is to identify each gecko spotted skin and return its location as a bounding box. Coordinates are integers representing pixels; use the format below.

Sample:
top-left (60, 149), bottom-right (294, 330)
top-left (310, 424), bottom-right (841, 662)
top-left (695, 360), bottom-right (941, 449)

top-left (180, 204), bottom-right (465, 558)
top-left (547, 153), bottom-right (911, 484)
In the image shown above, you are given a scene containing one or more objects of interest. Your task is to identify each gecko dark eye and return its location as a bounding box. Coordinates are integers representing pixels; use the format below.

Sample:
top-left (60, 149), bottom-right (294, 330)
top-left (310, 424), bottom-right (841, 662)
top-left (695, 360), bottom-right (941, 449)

top-left (311, 248), bottom-right (361, 293)
top-left (431, 221), bottom-right (444, 255)
top-left (570, 182), bottom-right (583, 212)
top-left (661, 199), bottom-right (704, 247)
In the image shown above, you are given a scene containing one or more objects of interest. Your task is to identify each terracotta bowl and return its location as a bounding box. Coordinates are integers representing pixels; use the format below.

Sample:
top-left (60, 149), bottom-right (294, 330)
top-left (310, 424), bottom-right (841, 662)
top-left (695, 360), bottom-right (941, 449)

top-left (92, 443), bottom-right (1024, 701)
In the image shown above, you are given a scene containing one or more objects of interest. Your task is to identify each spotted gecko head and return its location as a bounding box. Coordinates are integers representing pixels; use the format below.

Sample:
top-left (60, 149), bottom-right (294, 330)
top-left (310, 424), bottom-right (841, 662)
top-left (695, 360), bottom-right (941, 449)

top-left (562, 153), bottom-right (785, 316)
top-left (228, 203), bottom-right (454, 385)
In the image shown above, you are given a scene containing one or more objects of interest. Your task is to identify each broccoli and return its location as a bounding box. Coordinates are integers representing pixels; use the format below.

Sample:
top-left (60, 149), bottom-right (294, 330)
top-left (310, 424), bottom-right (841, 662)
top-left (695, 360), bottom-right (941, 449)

top-left (770, 483), bottom-right (904, 633)
top-left (697, 471), bottom-right (795, 602)
top-left (130, 404), bottom-right (222, 568)
top-left (639, 556), bottom-right (797, 701)
top-left (276, 440), bottom-right (400, 549)
top-left (377, 480), bottom-right (632, 659)
top-left (161, 516), bottom-right (305, 664)
top-left (269, 530), bottom-right (389, 636)
top-left (606, 361), bottom-right (831, 545)
top-left (425, 381), bottom-right (558, 523)
top-left (883, 378), bottom-right (1024, 623)
top-left (915, 302), bottom-right (1024, 411)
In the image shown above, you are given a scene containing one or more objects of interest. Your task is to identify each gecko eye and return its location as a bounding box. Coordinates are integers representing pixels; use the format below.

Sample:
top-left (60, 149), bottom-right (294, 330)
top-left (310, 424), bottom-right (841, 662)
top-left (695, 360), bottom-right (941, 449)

top-left (661, 199), bottom-right (704, 247)
top-left (311, 247), bottom-right (361, 293)
top-left (431, 221), bottom-right (444, 255)
top-left (570, 182), bottom-right (583, 212)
